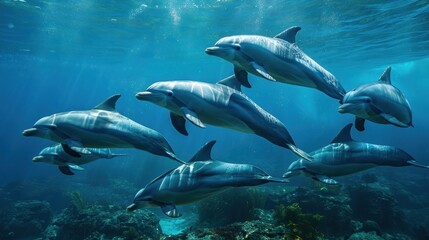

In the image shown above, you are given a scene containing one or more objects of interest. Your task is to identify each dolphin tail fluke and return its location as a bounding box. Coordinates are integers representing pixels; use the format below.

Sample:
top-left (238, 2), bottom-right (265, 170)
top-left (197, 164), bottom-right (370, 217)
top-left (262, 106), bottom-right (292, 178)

top-left (286, 144), bottom-right (313, 161)
top-left (407, 160), bottom-right (429, 169)
top-left (263, 176), bottom-right (290, 183)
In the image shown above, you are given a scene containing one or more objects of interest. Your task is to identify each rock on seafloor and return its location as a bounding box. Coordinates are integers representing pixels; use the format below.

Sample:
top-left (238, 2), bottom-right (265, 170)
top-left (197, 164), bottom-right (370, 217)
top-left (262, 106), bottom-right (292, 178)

top-left (39, 204), bottom-right (161, 240)
top-left (0, 200), bottom-right (53, 240)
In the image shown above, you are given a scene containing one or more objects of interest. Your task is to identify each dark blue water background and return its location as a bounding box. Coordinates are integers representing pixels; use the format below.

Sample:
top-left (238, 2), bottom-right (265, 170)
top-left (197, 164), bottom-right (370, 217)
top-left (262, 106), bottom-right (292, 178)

top-left (0, 0), bottom-right (428, 208)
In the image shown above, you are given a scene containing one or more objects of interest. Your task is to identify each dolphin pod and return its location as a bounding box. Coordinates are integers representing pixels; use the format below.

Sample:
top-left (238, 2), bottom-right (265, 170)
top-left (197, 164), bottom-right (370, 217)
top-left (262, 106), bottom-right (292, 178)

top-left (282, 124), bottom-right (427, 185)
top-left (127, 141), bottom-right (288, 217)
top-left (136, 75), bottom-right (312, 161)
top-left (339, 66), bottom-right (413, 131)
top-left (23, 94), bottom-right (185, 164)
top-left (23, 26), bottom-right (423, 218)
top-left (32, 144), bottom-right (126, 175)
top-left (205, 26), bottom-right (346, 100)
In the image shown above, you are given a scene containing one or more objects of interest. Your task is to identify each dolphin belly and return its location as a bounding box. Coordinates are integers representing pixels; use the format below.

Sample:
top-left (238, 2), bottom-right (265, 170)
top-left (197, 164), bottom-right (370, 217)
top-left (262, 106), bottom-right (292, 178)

top-left (306, 162), bottom-right (377, 177)
top-left (153, 187), bottom-right (231, 206)
top-left (58, 126), bottom-right (133, 148)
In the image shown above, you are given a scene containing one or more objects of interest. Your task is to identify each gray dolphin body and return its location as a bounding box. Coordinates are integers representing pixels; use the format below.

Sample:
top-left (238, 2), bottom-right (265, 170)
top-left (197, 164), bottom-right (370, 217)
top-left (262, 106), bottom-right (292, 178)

top-left (22, 94), bottom-right (184, 164)
top-left (339, 67), bottom-right (413, 131)
top-left (136, 76), bottom-right (312, 161)
top-left (205, 26), bottom-right (346, 100)
top-left (32, 144), bottom-right (126, 175)
top-left (127, 141), bottom-right (288, 217)
top-left (283, 124), bottom-right (428, 185)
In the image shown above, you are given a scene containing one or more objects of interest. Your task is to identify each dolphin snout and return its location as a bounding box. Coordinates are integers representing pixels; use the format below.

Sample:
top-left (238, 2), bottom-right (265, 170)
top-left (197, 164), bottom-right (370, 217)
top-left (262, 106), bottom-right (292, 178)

top-left (338, 104), bottom-right (351, 114)
top-left (205, 46), bottom-right (220, 55)
top-left (22, 128), bottom-right (38, 136)
top-left (127, 203), bottom-right (138, 211)
top-left (32, 156), bottom-right (44, 162)
top-left (136, 91), bottom-right (152, 101)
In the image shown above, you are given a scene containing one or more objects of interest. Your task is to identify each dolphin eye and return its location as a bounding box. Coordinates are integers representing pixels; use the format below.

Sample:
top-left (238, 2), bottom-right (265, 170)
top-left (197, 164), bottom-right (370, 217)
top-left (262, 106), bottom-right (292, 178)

top-left (365, 98), bottom-right (371, 103)
top-left (166, 91), bottom-right (173, 97)
top-left (232, 44), bottom-right (240, 51)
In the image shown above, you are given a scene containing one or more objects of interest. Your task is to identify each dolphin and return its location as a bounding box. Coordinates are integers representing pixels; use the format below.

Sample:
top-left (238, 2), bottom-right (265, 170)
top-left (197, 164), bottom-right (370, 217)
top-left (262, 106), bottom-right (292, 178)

top-left (205, 26), bottom-right (346, 100)
top-left (22, 94), bottom-right (185, 164)
top-left (32, 144), bottom-right (127, 175)
top-left (127, 140), bottom-right (288, 217)
top-left (136, 76), bottom-right (312, 161)
top-left (282, 124), bottom-right (428, 185)
top-left (339, 66), bottom-right (413, 131)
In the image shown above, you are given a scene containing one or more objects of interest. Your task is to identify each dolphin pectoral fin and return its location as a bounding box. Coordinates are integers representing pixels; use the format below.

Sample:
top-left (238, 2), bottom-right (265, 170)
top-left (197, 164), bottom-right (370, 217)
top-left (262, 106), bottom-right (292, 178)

top-left (379, 113), bottom-right (409, 127)
top-left (64, 139), bottom-right (92, 155)
top-left (407, 160), bottom-right (429, 169)
top-left (170, 112), bottom-right (188, 136)
top-left (312, 175), bottom-right (339, 185)
top-left (250, 62), bottom-right (276, 81)
top-left (61, 144), bottom-right (81, 158)
top-left (160, 204), bottom-right (182, 218)
top-left (355, 117), bottom-right (365, 131)
top-left (234, 66), bottom-right (251, 88)
top-left (66, 163), bottom-right (84, 171)
top-left (286, 144), bottom-right (313, 161)
top-left (58, 166), bottom-right (74, 175)
top-left (180, 107), bottom-right (205, 128)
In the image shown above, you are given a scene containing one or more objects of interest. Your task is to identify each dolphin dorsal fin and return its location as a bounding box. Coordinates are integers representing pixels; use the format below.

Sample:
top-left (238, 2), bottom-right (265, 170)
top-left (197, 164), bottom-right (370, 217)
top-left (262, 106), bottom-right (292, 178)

top-left (94, 94), bottom-right (121, 111)
top-left (378, 66), bottom-right (392, 84)
top-left (188, 140), bottom-right (216, 162)
top-left (217, 75), bottom-right (242, 91)
top-left (274, 26), bottom-right (301, 44)
top-left (331, 124), bottom-right (354, 143)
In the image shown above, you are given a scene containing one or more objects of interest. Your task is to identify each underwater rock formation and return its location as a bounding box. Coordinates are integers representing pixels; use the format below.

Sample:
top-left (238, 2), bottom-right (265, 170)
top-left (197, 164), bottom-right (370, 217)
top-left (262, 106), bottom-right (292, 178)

top-left (348, 183), bottom-right (406, 231)
top-left (196, 188), bottom-right (267, 227)
top-left (40, 204), bottom-right (161, 240)
top-left (0, 200), bottom-right (52, 240)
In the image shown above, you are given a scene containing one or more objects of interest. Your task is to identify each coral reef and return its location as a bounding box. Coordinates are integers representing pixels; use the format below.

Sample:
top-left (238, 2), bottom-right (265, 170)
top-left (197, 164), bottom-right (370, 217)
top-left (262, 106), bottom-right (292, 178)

top-left (196, 187), bottom-right (267, 226)
top-left (0, 200), bottom-right (52, 240)
top-left (169, 220), bottom-right (288, 240)
top-left (273, 203), bottom-right (324, 240)
top-left (40, 204), bottom-right (161, 240)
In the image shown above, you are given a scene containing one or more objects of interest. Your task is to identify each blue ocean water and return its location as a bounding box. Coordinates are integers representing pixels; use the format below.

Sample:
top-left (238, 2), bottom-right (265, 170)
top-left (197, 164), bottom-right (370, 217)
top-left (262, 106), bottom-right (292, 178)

top-left (1, 0), bottom-right (429, 239)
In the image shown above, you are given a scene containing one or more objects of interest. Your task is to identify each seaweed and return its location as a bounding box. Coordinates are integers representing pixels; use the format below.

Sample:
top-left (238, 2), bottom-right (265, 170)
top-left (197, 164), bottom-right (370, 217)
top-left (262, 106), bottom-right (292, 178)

top-left (69, 191), bottom-right (86, 211)
top-left (273, 203), bottom-right (324, 240)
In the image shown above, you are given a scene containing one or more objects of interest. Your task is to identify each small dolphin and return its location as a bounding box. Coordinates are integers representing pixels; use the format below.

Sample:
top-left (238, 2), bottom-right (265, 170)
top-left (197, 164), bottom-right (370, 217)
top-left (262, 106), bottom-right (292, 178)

top-left (136, 76), bottom-right (312, 161)
top-left (127, 140), bottom-right (288, 217)
top-left (205, 26), bottom-right (346, 100)
top-left (283, 124), bottom-right (428, 185)
top-left (23, 94), bottom-right (185, 164)
top-left (32, 144), bottom-right (126, 175)
top-left (339, 66), bottom-right (413, 131)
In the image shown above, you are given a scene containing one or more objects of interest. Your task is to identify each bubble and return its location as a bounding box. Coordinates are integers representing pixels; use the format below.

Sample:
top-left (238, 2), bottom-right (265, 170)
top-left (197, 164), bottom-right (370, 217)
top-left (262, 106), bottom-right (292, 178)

top-left (7, 23), bottom-right (14, 29)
